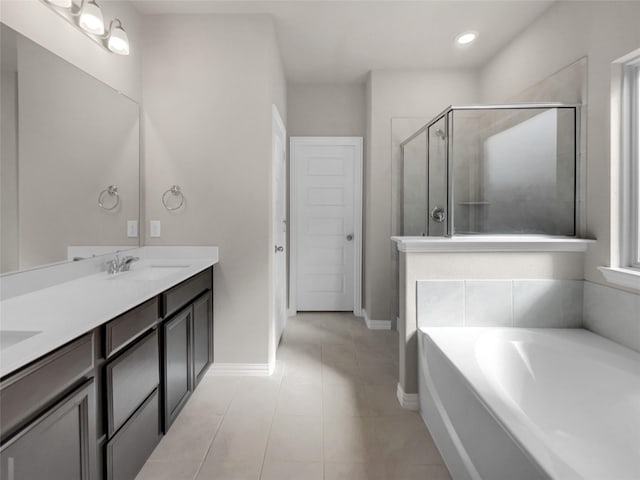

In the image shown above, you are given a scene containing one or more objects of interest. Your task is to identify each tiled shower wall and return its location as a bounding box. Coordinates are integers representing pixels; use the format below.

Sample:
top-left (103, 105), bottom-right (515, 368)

top-left (417, 279), bottom-right (640, 352)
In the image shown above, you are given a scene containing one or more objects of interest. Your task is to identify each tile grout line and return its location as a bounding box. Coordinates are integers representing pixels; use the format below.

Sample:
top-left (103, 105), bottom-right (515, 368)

top-left (257, 359), bottom-right (285, 479)
top-left (191, 379), bottom-right (241, 480)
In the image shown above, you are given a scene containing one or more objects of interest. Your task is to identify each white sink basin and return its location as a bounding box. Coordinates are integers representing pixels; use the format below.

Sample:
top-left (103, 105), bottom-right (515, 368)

top-left (0, 330), bottom-right (42, 350)
top-left (123, 265), bottom-right (191, 281)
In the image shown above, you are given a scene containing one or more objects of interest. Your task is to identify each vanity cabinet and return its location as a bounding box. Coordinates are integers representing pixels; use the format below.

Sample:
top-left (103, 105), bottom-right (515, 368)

top-left (0, 334), bottom-right (96, 480)
top-left (0, 266), bottom-right (214, 480)
top-left (160, 269), bottom-right (213, 431)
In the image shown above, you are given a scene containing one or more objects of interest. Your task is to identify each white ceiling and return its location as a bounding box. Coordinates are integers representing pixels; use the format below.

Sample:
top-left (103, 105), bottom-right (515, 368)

top-left (132, 1), bottom-right (555, 84)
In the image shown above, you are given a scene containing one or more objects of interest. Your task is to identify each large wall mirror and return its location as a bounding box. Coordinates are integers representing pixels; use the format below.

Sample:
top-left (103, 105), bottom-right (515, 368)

top-left (0, 23), bottom-right (139, 275)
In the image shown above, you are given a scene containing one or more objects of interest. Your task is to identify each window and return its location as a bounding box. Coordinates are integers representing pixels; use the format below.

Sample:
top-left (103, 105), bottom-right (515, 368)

top-left (601, 51), bottom-right (640, 288)
top-left (625, 59), bottom-right (640, 268)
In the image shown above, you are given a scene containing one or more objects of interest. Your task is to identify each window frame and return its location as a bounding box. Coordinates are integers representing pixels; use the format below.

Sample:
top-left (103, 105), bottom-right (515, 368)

top-left (623, 58), bottom-right (640, 269)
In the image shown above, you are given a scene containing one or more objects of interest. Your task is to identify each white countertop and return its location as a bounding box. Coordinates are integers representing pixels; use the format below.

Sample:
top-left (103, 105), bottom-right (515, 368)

top-left (0, 247), bottom-right (218, 378)
top-left (392, 235), bottom-right (595, 253)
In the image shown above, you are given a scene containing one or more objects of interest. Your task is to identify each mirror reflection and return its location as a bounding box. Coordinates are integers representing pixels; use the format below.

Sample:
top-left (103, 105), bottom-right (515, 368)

top-left (0, 24), bottom-right (139, 274)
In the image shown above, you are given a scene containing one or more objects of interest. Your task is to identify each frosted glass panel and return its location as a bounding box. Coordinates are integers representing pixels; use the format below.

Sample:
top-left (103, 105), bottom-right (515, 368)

top-left (451, 108), bottom-right (575, 235)
top-left (401, 130), bottom-right (427, 235)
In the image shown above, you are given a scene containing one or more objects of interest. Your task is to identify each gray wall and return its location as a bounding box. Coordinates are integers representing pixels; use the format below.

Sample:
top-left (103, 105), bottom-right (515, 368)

top-left (287, 84), bottom-right (366, 137)
top-left (366, 70), bottom-right (480, 322)
top-left (142, 15), bottom-right (286, 366)
top-left (479, 0), bottom-right (640, 293)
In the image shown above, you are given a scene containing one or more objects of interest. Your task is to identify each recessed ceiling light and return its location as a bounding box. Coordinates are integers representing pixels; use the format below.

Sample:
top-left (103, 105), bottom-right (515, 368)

top-left (455, 31), bottom-right (478, 46)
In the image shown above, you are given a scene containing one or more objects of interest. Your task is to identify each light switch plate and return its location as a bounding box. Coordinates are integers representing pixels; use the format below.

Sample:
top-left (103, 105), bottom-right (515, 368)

top-left (127, 220), bottom-right (138, 238)
top-left (150, 220), bottom-right (161, 238)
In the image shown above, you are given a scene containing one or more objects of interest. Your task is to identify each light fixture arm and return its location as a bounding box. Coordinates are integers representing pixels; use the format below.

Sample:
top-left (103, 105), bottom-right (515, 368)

top-left (69, 0), bottom-right (86, 17)
top-left (105, 19), bottom-right (124, 39)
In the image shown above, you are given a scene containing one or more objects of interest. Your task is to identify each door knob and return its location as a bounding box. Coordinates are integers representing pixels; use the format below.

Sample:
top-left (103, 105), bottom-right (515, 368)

top-left (346, 234), bottom-right (354, 241)
top-left (275, 245), bottom-right (284, 253)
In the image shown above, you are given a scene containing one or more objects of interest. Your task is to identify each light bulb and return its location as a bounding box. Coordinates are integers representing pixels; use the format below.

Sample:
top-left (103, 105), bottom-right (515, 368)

top-left (79, 0), bottom-right (104, 35)
top-left (107, 24), bottom-right (130, 55)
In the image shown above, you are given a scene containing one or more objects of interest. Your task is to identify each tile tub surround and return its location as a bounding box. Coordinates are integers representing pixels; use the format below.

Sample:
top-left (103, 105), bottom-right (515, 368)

top-left (136, 313), bottom-right (451, 480)
top-left (583, 281), bottom-right (640, 353)
top-left (0, 246), bottom-right (218, 377)
top-left (417, 279), bottom-right (584, 329)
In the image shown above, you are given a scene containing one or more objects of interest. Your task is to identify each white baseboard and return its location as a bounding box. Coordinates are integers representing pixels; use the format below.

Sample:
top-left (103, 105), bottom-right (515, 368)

top-left (363, 309), bottom-right (392, 330)
top-left (208, 362), bottom-right (275, 376)
top-left (397, 382), bottom-right (419, 410)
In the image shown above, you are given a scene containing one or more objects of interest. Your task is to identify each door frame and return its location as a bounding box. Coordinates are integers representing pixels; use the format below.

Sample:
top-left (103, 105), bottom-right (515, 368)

top-left (289, 136), bottom-right (363, 317)
top-left (271, 105), bottom-right (286, 367)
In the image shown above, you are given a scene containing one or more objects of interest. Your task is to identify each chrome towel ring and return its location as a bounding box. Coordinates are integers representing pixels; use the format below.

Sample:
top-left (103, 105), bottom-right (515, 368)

top-left (162, 185), bottom-right (184, 211)
top-left (98, 185), bottom-right (120, 211)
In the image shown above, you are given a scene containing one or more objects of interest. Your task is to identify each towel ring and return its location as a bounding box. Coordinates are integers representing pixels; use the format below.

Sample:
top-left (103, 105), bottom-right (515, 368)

top-left (162, 185), bottom-right (184, 211)
top-left (98, 185), bottom-right (120, 211)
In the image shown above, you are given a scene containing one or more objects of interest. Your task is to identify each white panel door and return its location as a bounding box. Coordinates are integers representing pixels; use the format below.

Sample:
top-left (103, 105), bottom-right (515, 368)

top-left (272, 106), bottom-right (287, 345)
top-left (292, 137), bottom-right (362, 312)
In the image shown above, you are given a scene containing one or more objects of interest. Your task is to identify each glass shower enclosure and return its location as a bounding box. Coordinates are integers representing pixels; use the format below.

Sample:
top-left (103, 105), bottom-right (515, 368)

top-left (400, 104), bottom-right (579, 237)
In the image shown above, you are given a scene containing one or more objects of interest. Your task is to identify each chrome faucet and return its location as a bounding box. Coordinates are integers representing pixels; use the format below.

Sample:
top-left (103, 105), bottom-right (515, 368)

top-left (120, 255), bottom-right (140, 272)
top-left (106, 254), bottom-right (140, 274)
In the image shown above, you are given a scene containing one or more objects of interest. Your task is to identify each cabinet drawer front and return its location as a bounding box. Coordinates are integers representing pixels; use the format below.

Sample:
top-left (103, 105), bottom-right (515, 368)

top-left (106, 389), bottom-right (161, 480)
top-left (162, 268), bottom-right (211, 318)
top-left (106, 329), bottom-right (159, 437)
top-left (0, 379), bottom-right (95, 480)
top-left (0, 333), bottom-right (94, 442)
top-left (105, 298), bottom-right (159, 358)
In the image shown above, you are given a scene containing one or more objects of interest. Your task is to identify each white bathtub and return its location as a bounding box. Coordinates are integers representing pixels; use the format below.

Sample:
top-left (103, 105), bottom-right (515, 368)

top-left (418, 327), bottom-right (640, 480)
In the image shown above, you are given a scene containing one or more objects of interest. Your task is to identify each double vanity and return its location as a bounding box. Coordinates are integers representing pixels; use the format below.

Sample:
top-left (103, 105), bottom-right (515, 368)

top-left (0, 247), bottom-right (218, 480)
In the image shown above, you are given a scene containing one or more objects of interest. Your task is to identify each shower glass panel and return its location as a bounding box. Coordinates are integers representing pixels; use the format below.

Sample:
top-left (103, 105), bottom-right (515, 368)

top-left (400, 104), bottom-right (578, 237)
top-left (401, 130), bottom-right (427, 236)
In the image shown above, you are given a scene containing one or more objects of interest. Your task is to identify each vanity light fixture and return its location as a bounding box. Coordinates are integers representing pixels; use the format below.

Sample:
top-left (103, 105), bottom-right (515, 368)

top-left (106, 20), bottom-right (130, 56)
top-left (455, 30), bottom-right (478, 46)
top-left (78, 0), bottom-right (104, 35)
top-left (40, 0), bottom-right (130, 55)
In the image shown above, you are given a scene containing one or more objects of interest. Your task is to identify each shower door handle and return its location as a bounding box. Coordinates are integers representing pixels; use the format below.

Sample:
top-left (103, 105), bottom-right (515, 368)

top-left (430, 207), bottom-right (446, 223)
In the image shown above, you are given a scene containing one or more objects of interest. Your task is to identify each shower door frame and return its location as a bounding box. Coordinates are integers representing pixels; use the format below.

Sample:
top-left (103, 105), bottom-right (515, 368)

top-left (400, 103), bottom-right (582, 237)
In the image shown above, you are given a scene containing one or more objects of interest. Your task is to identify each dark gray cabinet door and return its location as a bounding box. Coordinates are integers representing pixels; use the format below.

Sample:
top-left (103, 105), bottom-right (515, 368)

top-left (0, 379), bottom-right (96, 480)
top-left (162, 307), bottom-right (192, 431)
top-left (192, 292), bottom-right (212, 387)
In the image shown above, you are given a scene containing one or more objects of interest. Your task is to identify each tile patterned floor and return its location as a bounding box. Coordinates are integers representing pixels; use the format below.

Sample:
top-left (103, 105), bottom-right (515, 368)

top-left (136, 312), bottom-right (451, 480)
